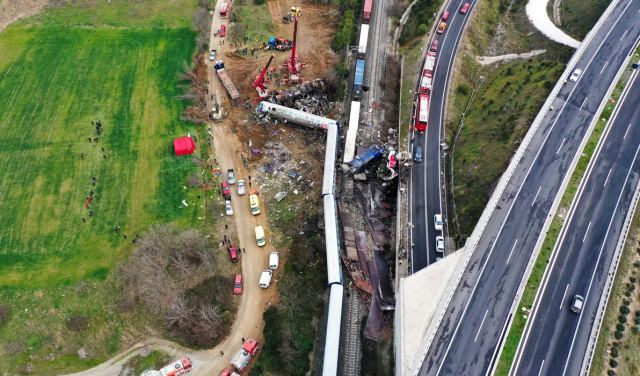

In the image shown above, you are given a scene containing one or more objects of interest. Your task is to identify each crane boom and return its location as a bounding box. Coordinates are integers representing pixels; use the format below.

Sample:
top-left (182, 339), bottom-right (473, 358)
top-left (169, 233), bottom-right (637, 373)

top-left (253, 54), bottom-right (274, 98)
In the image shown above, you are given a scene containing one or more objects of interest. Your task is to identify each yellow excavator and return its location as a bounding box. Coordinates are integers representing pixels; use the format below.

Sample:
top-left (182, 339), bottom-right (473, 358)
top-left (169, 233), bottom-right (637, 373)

top-left (283, 6), bottom-right (302, 23)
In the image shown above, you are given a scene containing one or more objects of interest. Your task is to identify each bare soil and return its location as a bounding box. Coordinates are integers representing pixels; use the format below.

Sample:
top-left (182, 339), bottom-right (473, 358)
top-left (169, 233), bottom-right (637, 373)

top-left (0, 0), bottom-right (48, 32)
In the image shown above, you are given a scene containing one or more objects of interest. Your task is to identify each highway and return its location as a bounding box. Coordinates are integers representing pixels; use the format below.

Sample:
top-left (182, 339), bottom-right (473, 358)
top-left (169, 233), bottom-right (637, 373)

top-left (416, 0), bottom-right (640, 374)
top-left (512, 62), bottom-right (640, 376)
top-left (409, 0), bottom-right (477, 271)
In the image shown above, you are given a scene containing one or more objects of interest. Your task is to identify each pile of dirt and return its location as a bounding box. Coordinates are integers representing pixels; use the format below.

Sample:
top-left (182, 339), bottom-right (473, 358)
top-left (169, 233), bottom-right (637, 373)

top-left (0, 0), bottom-right (49, 32)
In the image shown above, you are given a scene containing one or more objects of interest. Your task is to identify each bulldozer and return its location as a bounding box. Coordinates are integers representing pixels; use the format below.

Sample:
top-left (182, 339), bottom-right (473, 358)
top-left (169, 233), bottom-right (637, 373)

top-left (282, 6), bottom-right (302, 23)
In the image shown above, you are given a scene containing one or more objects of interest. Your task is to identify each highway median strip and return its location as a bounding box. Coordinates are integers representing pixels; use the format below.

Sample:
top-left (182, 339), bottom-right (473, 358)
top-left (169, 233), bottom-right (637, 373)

top-left (494, 47), bottom-right (640, 376)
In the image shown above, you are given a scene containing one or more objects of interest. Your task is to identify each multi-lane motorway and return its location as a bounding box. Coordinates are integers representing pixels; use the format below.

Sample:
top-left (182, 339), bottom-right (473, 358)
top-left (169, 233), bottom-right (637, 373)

top-left (416, 0), bottom-right (640, 374)
top-left (409, 0), bottom-right (477, 271)
top-left (512, 62), bottom-right (640, 376)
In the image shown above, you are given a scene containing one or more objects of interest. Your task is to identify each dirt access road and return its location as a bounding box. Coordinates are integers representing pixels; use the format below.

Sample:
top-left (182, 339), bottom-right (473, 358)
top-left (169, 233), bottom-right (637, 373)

top-left (0, 0), bottom-right (48, 32)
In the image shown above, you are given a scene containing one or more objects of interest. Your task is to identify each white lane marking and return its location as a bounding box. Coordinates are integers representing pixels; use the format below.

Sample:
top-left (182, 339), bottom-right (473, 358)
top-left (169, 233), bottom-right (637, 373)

top-left (557, 138), bottom-right (566, 155)
top-left (561, 143), bottom-right (640, 376)
top-left (538, 360), bottom-right (546, 376)
top-left (624, 122), bottom-right (633, 139)
top-left (582, 221), bottom-right (592, 243)
top-left (474, 309), bottom-right (489, 342)
top-left (506, 239), bottom-right (519, 264)
top-left (532, 186), bottom-right (542, 207)
top-left (513, 15), bottom-right (639, 373)
top-left (604, 168), bottom-right (613, 187)
top-left (600, 61), bottom-right (609, 74)
top-left (580, 97), bottom-right (588, 110)
top-left (436, 3), bottom-right (634, 374)
top-left (620, 29), bottom-right (628, 41)
top-left (560, 283), bottom-right (570, 310)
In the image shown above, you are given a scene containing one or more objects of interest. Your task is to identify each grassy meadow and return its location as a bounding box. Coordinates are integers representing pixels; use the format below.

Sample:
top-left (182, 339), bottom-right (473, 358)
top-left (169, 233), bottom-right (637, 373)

top-left (0, 1), bottom-right (213, 373)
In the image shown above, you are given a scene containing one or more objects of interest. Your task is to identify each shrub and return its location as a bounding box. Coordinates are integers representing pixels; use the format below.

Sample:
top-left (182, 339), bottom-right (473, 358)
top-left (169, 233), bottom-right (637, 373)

top-left (610, 347), bottom-right (619, 358)
top-left (0, 305), bottom-right (11, 328)
top-left (616, 323), bottom-right (625, 332)
top-left (618, 315), bottom-right (627, 324)
top-left (620, 305), bottom-right (630, 315)
top-left (456, 84), bottom-right (470, 96)
top-left (614, 331), bottom-right (624, 340)
top-left (610, 359), bottom-right (618, 368)
top-left (65, 315), bottom-right (89, 332)
top-left (254, 0), bottom-right (266, 4)
top-left (607, 370), bottom-right (616, 376)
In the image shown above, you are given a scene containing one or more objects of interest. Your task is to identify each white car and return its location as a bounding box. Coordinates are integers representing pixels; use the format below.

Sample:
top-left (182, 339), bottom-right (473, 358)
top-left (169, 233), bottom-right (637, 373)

top-left (225, 200), bottom-right (233, 216)
top-left (237, 179), bottom-right (246, 195)
top-left (208, 49), bottom-right (217, 61)
top-left (569, 68), bottom-right (582, 82)
top-left (227, 169), bottom-right (236, 185)
top-left (434, 214), bottom-right (443, 231)
top-left (435, 236), bottom-right (445, 253)
top-left (570, 294), bottom-right (584, 313)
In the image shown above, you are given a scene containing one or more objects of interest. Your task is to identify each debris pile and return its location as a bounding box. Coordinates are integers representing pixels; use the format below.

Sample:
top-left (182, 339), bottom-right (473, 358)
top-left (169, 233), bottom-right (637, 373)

top-left (270, 79), bottom-right (332, 115)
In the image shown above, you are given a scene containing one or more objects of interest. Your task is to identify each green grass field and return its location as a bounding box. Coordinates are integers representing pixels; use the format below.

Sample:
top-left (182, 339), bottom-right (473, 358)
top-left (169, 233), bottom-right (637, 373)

top-left (0, 1), bottom-right (212, 373)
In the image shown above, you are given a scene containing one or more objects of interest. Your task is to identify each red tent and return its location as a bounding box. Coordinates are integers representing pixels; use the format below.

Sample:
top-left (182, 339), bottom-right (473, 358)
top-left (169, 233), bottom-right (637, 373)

top-left (173, 136), bottom-right (196, 156)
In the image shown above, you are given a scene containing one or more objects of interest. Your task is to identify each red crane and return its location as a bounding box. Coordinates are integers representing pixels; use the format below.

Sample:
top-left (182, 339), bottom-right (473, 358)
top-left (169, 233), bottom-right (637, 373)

top-left (286, 7), bottom-right (302, 81)
top-left (253, 54), bottom-right (274, 98)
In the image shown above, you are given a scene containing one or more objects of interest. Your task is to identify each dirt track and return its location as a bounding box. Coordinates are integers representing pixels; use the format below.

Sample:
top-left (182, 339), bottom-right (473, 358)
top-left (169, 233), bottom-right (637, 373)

top-left (0, 0), bottom-right (48, 32)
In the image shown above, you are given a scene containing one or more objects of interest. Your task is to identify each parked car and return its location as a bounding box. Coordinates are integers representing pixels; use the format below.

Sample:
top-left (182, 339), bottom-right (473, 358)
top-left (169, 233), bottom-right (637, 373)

top-left (228, 246), bottom-right (238, 262)
top-left (219, 24), bottom-right (227, 37)
top-left (221, 181), bottom-right (231, 199)
top-left (434, 214), bottom-right (443, 231)
top-left (569, 68), bottom-right (583, 82)
top-left (460, 2), bottom-right (471, 14)
top-left (209, 49), bottom-right (217, 61)
top-left (237, 179), bottom-right (246, 195)
top-left (227, 169), bottom-right (236, 185)
top-left (233, 274), bottom-right (243, 295)
top-left (437, 21), bottom-right (447, 34)
top-left (414, 145), bottom-right (423, 163)
top-left (441, 10), bottom-right (450, 21)
top-left (570, 294), bottom-right (584, 313)
top-left (435, 236), bottom-right (445, 252)
top-left (430, 39), bottom-right (439, 52)
top-left (225, 200), bottom-right (234, 216)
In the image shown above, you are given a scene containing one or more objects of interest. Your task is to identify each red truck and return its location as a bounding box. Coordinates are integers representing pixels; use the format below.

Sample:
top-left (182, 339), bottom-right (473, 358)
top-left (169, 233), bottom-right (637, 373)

top-left (214, 61), bottom-right (240, 100)
top-left (159, 357), bottom-right (192, 376)
top-left (363, 0), bottom-right (373, 22)
top-left (219, 2), bottom-right (230, 18)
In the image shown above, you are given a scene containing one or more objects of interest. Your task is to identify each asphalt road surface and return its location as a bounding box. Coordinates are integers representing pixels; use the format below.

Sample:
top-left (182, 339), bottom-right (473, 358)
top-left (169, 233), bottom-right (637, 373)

top-left (409, 0), bottom-right (478, 272)
top-left (512, 62), bottom-right (640, 376)
top-left (417, 0), bottom-right (640, 374)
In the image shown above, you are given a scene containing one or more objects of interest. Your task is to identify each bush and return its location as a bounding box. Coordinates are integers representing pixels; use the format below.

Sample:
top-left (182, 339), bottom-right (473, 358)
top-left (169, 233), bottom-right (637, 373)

top-left (607, 370), bottom-right (616, 376)
top-left (456, 84), bottom-right (470, 96)
top-left (254, 0), bottom-right (266, 4)
top-left (610, 347), bottom-right (619, 358)
top-left (610, 358), bottom-right (618, 368)
top-left (620, 305), bottom-right (630, 315)
top-left (614, 331), bottom-right (624, 340)
top-left (616, 323), bottom-right (625, 332)
top-left (618, 315), bottom-right (627, 324)
top-left (0, 305), bottom-right (11, 328)
top-left (543, 80), bottom-right (554, 90)
top-left (399, 0), bottom-right (440, 44)
top-left (65, 315), bottom-right (89, 332)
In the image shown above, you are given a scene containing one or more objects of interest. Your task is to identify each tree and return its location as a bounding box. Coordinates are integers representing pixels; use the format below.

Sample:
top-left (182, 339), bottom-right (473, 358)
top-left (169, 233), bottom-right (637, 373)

top-left (228, 23), bottom-right (247, 48)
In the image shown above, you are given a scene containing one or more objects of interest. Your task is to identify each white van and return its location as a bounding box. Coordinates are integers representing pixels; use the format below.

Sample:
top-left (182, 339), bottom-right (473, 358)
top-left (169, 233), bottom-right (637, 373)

top-left (269, 252), bottom-right (279, 270)
top-left (255, 225), bottom-right (266, 247)
top-left (259, 270), bottom-right (272, 288)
